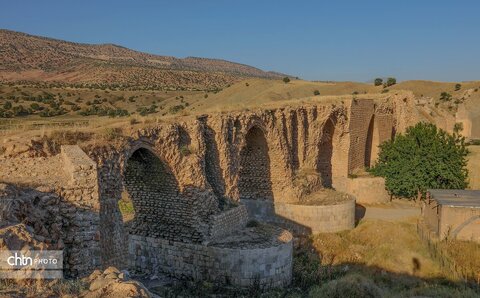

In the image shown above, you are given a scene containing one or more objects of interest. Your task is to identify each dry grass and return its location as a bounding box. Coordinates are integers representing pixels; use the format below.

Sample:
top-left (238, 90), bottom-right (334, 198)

top-left (438, 239), bottom-right (480, 279)
top-left (467, 145), bottom-right (480, 189)
top-left (0, 278), bottom-right (87, 297)
top-left (311, 220), bottom-right (443, 279)
top-left (153, 219), bottom-right (479, 297)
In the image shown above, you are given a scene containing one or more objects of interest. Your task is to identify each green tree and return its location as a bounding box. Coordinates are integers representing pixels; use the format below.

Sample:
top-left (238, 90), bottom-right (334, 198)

top-left (374, 78), bottom-right (383, 86)
top-left (313, 90), bottom-right (320, 96)
top-left (283, 77), bottom-right (291, 83)
top-left (370, 122), bottom-right (468, 199)
top-left (386, 77), bottom-right (396, 87)
top-left (3, 101), bottom-right (12, 110)
top-left (455, 83), bottom-right (462, 91)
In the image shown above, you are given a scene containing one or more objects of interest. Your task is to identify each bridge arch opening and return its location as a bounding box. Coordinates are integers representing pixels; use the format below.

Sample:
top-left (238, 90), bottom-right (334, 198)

top-left (317, 118), bottom-right (336, 187)
top-left (238, 126), bottom-right (273, 200)
top-left (365, 115), bottom-right (379, 168)
top-left (123, 147), bottom-right (180, 237)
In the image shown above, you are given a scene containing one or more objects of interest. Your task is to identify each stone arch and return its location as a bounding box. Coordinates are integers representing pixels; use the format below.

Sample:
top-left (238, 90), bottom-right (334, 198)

top-left (123, 146), bottom-right (182, 238)
top-left (317, 117), bottom-right (336, 187)
top-left (238, 125), bottom-right (274, 200)
top-left (364, 114), bottom-right (379, 168)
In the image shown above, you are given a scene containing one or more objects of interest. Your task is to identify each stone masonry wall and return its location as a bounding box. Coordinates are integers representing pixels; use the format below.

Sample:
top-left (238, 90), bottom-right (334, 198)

top-left (129, 231), bottom-right (293, 288)
top-left (60, 145), bottom-right (101, 277)
top-left (240, 199), bottom-right (356, 234)
top-left (84, 98), bottom-right (396, 277)
top-left (208, 205), bottom-right (248, 240)
top-left (238, 126), bottom-right (274, 200)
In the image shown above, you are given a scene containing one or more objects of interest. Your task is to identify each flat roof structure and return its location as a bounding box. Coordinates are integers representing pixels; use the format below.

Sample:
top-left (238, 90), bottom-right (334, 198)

top-left (428, 189), bottom-right (480, 208)
top-left (423, 189), bottom-right (480, 242)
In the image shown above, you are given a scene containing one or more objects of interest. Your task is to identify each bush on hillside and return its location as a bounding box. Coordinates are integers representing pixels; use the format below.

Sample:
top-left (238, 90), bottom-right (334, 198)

top-left (370, 122), bottom-right (468, 199)
top-left (374, 78), bottom-right (383, 86)
top-left (385, 77), bottom-right (396, 87)
top-left (440, 92), bottom-right (452, 102)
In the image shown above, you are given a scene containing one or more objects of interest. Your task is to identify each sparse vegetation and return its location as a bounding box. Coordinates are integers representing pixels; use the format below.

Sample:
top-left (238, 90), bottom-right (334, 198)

top-left (283, 77), bottom-right (291, 84)
top-left (313, 90), bottom-right (320, 96)
top-left (169, 104), bottom-right (185, 114)
top-left (455, 83), bottom-right (462, 91)
top-left (151, 219), bottom-right (480, 297)
top-left (440, 92), bottom-right (452, 102)
top-left (385, 77), bottom-right (397, 87)
top-left (103, 127), bottom-right (123, 141)
top-left (454, 122), bottom-right (463, 134)
top-left (179, 145), bottom-right (192, 156)
top-left (374, 78), bottom-right (383, 86)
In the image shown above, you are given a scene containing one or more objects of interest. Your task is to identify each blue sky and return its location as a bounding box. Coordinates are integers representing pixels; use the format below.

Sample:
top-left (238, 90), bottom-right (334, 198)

top-left (1, 0), bottom-right (479, 82)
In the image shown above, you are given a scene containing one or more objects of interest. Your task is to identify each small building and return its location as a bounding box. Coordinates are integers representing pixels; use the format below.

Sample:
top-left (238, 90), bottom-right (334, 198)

top-left (422, 189), bottom-right (480, 242)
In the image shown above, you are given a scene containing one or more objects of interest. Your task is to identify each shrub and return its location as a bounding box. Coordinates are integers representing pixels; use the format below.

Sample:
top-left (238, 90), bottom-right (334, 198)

top-left (374, 78), bottom-right (383, 86)
top-left (455, 83), bottom-right (461, 91)
top-left (453, 122), bottom-right (463, 134)
top-left (308, 273), bottom-right (382, 298)
top-left (47, 130), bottom-right (93, 147)
top-left (370, 122), bottom-right (469, 199)
top-left (179, 145), bottom-right (192, 156)
top-left (3, 101), bottom-right (12, 110)
top-left (283, 77), bottom-right (291, 83)
top-left (385, 77), bottom-right (396, 87)
top-left (440, 92), bottom-right (452, 101)
top-left (169, 105), bottom-right (185, 114)
top-left (103, 127), bottom-right (123, 141)
top-left (313, 90), bottom-right (320, 96)
top-left (30, 103), bottom-right (40, 110)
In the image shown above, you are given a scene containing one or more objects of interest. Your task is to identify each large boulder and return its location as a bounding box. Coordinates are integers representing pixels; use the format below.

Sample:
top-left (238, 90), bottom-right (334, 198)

top-left (80, 267), bottom-right (151, 298)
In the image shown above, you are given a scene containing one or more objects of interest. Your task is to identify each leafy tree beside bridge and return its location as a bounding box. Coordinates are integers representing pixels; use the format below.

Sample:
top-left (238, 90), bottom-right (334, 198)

top-left (370, 122), bottom-right (469, 200)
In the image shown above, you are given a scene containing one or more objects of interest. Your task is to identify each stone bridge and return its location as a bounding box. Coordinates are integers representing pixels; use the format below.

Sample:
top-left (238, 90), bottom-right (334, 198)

top-left (57, 97), bottom-right (406, 286)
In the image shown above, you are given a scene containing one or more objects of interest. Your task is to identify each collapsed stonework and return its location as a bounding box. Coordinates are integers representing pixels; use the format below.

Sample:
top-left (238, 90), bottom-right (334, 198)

top-left (0, 96), bottom-right (408, 287)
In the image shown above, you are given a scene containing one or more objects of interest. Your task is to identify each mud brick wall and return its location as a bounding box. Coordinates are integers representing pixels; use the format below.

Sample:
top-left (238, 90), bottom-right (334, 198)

top-left (439, 206), bottom-right (480, 242)
top-left (335, 176), bottom-right (390, 204)
top-left (347, 99), bottom-right (375, 173)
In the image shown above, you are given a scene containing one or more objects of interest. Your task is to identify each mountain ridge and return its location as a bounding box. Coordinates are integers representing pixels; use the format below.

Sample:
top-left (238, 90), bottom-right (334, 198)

top-left (0, 29), bottom-right (289, 89)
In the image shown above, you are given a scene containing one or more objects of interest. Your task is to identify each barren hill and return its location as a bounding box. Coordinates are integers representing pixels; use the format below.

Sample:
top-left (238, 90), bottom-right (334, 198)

top-left (0, 29), bottom-right (288, 89)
